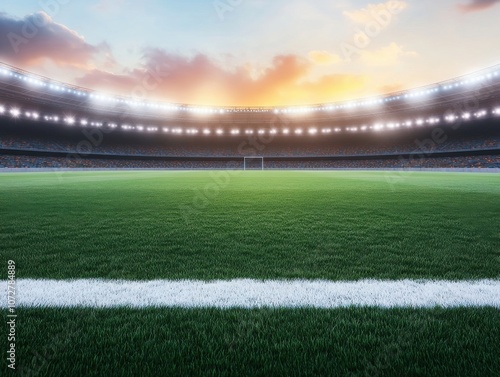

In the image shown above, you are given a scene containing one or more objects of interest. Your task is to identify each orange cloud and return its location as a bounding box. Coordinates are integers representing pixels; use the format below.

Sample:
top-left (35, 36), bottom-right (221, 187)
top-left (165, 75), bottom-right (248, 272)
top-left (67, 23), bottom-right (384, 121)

top-left (458, 0), bottom-right (500, 12)
top-left (308, 50), bottom-right (343, 66)
top-left (75, 50), bottom-right (367, 106)
top-left (343, 1), bottom-right (407, 24)
top-left (0, 11), bottom-right (112, 69)
top-left (0, 12), bottom-right (369, 106)
top-left (359, 42), bottom-right (417, 66)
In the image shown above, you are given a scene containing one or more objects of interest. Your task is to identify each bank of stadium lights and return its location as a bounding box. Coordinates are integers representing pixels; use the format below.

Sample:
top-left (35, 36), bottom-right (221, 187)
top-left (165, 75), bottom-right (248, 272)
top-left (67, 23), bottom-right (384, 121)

top-left (475, 109), bottom-right (488, 118)
top-left (445, 114), bottom-right (457, 123)
top-left (64, 117), bottom-right (75, 125)
top-left (25, 112), bottom-right (39, 120)
top-left (2, 64), bottom-right (500, 115)
top-left (10, 108), bottom-right (20, 118)
top-left (1, 101), bottom-right (500, 136)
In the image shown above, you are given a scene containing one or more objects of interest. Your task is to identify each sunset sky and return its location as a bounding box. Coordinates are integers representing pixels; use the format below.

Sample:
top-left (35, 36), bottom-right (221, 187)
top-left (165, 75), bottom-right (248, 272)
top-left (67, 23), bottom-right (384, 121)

top-left (1, 0), bottom-right (499, 106)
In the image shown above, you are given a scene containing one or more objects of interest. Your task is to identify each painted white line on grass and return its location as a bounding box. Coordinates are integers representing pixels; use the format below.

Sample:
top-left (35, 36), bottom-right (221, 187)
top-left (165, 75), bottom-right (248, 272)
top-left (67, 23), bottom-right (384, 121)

top-left (1, 279), bottom-right (499, 309)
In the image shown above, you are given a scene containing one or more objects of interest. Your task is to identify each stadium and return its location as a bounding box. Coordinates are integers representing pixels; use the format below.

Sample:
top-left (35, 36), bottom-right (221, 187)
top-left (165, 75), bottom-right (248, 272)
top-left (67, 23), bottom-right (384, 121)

top-left (1, 63), bottom-right (500, 170)
top-left (1, 2), bottom-right (499, 376)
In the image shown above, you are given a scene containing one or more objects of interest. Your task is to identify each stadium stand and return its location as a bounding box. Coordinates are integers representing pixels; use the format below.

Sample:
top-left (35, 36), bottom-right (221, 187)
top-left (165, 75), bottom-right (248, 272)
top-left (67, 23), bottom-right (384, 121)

top-left (0, 62), bottom-right (499, 169)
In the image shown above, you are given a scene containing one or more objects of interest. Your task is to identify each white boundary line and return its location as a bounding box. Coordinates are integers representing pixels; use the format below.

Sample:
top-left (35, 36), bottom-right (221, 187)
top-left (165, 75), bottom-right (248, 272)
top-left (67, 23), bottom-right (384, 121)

top-left (2, 279), bottom-right (500, 308)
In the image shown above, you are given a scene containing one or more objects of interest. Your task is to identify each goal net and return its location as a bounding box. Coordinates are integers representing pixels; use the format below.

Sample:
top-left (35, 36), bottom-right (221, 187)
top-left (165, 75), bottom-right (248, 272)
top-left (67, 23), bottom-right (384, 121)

top-left (244, 157), bottom-right (264, 170)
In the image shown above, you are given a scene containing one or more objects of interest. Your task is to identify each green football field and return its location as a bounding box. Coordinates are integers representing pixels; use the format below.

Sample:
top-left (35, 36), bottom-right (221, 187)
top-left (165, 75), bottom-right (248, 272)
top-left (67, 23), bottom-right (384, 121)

top-left (1, 170), bottom-right (499, 376)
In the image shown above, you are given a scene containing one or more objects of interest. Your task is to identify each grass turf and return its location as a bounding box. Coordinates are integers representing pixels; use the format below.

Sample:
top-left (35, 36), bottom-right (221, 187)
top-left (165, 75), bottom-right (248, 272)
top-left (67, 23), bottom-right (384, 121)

top-left (1, 171), bottom-right (499, 376)
top-left (0, 170), bottom-right (499, 280)
top-left (10, 307), bottom-right (500, 377)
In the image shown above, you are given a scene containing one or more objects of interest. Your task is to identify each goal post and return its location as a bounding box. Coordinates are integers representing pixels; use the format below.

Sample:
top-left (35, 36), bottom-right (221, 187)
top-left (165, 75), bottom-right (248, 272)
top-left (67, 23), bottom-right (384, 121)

top-left (244, 157), bottom-right (264, 170)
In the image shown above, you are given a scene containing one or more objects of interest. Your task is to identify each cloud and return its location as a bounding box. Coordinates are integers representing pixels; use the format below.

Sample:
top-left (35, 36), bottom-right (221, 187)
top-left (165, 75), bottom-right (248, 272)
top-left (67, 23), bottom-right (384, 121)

top-left (0, 11), bottom-right (112, 68)
top-left (359, 42), bottom-right (417, 66)
top-left (76, 49), bottom-right (366, 106)
top-left (308, 50), bottom-right (343, 65)
top-left (380, 83), bottom-right (405, 94)
top-left (458, 0), bottom-right (500, 12)
top-left (343, 1), bottom-right (407, 24)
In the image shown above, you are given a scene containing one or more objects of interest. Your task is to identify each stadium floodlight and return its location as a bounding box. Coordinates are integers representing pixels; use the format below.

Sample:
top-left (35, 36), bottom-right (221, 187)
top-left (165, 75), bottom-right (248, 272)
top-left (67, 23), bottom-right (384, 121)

top-left (65, 117), bottom-right (75, 125)
top-left (136, 126), bottom-right (144, 131)
top-left (282, 129), bottom-right (289, 134)
top-left (334, 128), bottom-right (341, 132)
top-left (203, 129), bottom-right (211, 135)
top-left (245, 130), bottom-right (253, 135)
top-left (462, 112), bottom-right (471, 120)
top-left (216, 129), bottom-right (223, 135)
top-left (32, 112), bottom-right (39, 120)
top-left (231, 129), bottom-right (240, 135)
top-left (475, 110), bottom-right (487, 118)
top-left (308, 128), bottom-right (318, 135)
top-left (258, 129), bottom-right (265, 135)
top-left (10, 108), bottom-right (20, 118)
top-left (270, 129), bottom-right (277, 134)
top-left (445, 114), bottom-right (456, 122)
top-left (295, 129), bottom-right (303, 135)
top-left (0, 105), bottom-right (5, 114)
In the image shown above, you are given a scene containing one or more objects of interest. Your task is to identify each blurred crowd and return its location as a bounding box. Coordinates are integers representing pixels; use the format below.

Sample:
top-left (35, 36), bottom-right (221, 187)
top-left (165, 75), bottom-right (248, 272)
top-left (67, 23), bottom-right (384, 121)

top-left (0, 134), bottom-right (498, 158)
top-left (1, 154), bottom-right (498, 169)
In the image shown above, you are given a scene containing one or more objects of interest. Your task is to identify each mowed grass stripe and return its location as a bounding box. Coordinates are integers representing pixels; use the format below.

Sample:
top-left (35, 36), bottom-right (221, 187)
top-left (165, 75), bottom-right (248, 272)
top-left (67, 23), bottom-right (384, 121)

top-left (0, 171), bottom-right (499, 280)
top-left (12, 307), bottom-right (500, 377)
top-left (3, 279), bottom-right (500, 308)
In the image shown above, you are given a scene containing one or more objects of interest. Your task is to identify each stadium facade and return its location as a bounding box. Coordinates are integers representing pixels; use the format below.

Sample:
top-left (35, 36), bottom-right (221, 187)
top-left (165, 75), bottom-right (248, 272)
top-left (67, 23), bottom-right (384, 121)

top-left (0, 62), bottom-right (499, 169)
